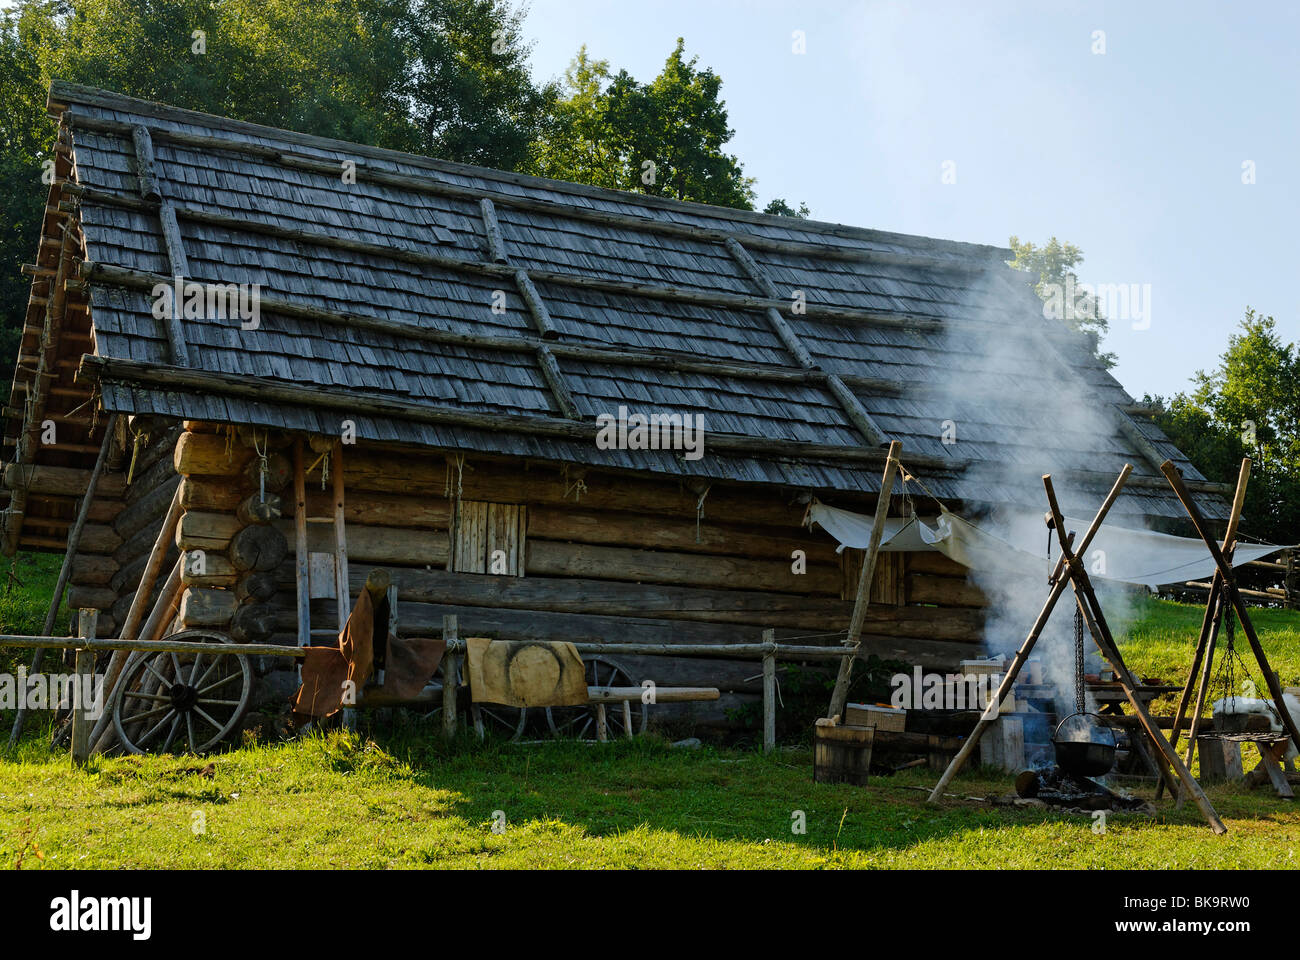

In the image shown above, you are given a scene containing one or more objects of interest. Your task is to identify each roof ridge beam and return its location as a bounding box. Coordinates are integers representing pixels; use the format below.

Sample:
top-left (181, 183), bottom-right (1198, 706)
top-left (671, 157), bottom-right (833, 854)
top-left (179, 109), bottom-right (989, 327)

top-left (128, 124), bottom-right (189, 367)
top-left (58, 105), bottom-right (1006, 270)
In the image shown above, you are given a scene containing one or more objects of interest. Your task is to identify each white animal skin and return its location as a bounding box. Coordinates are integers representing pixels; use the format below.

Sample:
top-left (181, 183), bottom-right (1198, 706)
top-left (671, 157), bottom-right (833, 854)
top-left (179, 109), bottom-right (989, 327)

top-left (1211, 693), bottom-right (1300, 765)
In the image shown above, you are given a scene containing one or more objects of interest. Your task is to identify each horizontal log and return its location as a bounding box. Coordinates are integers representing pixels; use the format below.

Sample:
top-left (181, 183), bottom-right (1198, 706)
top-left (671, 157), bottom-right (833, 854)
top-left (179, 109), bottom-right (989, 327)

top-left (526, 504), bottom-right (837, 562)
top-left (906, 573), bottom-right (989, 608)
top-left (273, 597), bottom-right (977, 669)
top-left (526, 540), bottom-right (841, 595)
top-left (69, 554), bottom-right (119, 587)
top-left (178, 587), bottom-right (239, 626)
top-left (123, 452), bottom-right (179, 508)
top-left (904, 551), bottom-right (969, 577)
top-left (3, 463), bottom-right (127, 498)
top-left (587, 686), bottom-right (719, 703)
top-left (176, 510), bottom-right (242, 551)
top-left (66, 584), bottom-right (115, 609)
top-left (174, 431), bottom-right (251, 476)
top-left (112, 474), bottom-right (180, 540)
top-left (332, 451), bottom-right (819, 529)
top-left (322, 564), bottom-right (986, 639)
top-left (0, 633), bottom-right (306, 658)
top-left (180, 550), bottom-right (237, 587)
top-left (78, 523), bottom-right (122, 554)
top-left (179, 476), bottom-right (243, 512)
top-left (230, 523), bottom-right (289, 572)
top-left (303, 490), bottom-right (450, 529)
top-left (274, 519), bottom-right (448, 567)
top-left (26, 494), bottom-right (123, 525)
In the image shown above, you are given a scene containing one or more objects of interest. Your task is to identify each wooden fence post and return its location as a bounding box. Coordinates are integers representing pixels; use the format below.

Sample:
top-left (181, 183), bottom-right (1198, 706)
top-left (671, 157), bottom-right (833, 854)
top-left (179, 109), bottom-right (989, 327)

top-left (71, 609), bottom-right (98, 765)
top-left (442, 614), bottom-right (459, 739)
top-left (762, 629), bottom-right (777, 754)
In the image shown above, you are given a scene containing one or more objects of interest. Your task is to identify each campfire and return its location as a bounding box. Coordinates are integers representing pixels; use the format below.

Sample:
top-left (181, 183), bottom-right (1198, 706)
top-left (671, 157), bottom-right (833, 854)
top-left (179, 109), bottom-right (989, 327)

top-left (1013, 767), bottom-right (1152, 813)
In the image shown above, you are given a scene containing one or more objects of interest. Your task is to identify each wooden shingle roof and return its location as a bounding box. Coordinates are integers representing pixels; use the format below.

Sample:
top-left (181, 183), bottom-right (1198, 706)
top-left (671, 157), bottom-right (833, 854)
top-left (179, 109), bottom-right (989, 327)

top-left (7, 81), bottom-right (1229, 528)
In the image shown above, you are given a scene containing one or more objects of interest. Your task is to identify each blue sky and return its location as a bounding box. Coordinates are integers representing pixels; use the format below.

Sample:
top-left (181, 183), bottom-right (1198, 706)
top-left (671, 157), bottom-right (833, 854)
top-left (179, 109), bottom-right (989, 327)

top-left (521, 0), bottom-right (1299, 400)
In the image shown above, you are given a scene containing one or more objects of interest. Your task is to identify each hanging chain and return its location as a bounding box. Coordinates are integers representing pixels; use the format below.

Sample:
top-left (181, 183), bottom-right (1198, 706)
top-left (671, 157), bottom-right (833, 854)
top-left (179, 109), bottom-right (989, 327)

top-left (1074, 604), bottom-right (1086, 714)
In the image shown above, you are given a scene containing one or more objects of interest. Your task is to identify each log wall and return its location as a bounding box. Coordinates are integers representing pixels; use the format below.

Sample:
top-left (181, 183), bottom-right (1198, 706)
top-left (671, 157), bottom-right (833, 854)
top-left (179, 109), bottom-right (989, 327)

top-left (159, 424), bottom-right (995, 727)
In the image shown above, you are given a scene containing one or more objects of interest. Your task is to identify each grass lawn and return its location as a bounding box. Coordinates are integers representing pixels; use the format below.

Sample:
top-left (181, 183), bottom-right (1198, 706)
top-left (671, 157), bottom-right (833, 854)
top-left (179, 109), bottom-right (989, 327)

top-left (2, 557), bottom-right (1299, 869)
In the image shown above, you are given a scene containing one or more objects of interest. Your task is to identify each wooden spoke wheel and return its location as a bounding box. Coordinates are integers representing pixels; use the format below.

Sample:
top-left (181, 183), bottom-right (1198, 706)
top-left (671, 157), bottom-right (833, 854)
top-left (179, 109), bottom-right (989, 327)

top-left (112, 631), bottom-right (252, 755)
top-left (546, 657), bottom-right (648, 740)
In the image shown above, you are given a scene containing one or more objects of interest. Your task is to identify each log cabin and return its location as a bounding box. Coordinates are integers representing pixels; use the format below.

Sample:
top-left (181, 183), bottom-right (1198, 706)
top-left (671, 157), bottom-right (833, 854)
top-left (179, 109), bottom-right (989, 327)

top-left (1, 82), bottom-right (1232, 732)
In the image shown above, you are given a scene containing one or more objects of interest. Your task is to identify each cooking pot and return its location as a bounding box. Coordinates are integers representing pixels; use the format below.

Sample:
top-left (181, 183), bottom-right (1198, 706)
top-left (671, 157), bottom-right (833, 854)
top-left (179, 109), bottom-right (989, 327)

top-left (1052, 712), bottom-right (1116, 778)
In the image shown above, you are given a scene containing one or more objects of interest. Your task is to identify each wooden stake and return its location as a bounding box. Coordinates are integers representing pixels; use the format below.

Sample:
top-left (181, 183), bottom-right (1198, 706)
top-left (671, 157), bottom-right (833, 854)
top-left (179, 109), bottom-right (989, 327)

top-left (70, 609), bottom-right (98, 765)
top-left (9, 413), bottom-right (118, 748)
top-left (762, 628), bottom-right (777, 753)
top-left (827, 441), bottom-right (902, 721)
top-left (928, 464), bottom-right (1133, 803)
top-left (442, 614), bottom-right (459, 739)
top-left (293, 438), bottom-right (310, 649)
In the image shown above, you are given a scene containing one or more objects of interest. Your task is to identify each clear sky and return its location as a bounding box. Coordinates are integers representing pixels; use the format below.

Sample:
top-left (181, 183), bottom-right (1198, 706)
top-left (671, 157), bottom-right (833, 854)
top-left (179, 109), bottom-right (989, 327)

top-left (520, 0), bottom-right (1299, 401)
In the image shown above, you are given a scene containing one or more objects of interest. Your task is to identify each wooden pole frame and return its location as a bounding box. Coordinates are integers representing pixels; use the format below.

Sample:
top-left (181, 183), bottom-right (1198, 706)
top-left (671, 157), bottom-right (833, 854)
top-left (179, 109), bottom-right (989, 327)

top-left (827, 441), bottom-right (902, 721)
top-left (1042, 477), bottom-right (1224, 832)
top-left (928, 465), bottom-right (1133, 802)
top-left (1160, 459), bottom-right (1300, 759)
top-left (1155, 458), bottom-right (1251, 799)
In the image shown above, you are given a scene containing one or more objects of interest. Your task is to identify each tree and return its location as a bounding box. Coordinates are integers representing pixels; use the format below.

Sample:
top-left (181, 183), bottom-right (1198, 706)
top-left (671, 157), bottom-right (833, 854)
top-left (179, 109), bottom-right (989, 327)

top-left (1151, 310), bottom-right (1299, 545)
top-left (1008, 235), bottom-right (1116, 368)
top-left (0, 0), bottom-right (548, 373)
top-left (763, 198), bottom-right (810, 218)
top-left (530, 38), bottom-right (754, 209)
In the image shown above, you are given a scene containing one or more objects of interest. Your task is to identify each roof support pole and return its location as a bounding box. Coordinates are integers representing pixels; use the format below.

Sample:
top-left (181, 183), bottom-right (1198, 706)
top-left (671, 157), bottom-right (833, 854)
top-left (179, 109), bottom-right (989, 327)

top-left (826, 441), bottom-right (902, 722)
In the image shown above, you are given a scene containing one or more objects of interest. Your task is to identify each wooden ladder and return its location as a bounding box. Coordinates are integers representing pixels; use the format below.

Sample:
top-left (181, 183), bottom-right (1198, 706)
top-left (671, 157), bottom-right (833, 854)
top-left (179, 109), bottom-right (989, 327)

top-left (293, 438), bottom-right (350, 649)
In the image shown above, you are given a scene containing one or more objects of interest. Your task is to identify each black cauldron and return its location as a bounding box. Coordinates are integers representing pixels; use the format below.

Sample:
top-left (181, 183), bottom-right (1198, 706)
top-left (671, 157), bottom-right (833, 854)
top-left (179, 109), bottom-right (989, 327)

top-left (1052, 712), bottom-right (1117, 778)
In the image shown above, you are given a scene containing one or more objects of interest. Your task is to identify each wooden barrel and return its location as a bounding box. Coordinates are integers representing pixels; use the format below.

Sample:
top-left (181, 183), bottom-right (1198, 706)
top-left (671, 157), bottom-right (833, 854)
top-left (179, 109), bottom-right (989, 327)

top-left (814, 720), bottom-right (873, 785)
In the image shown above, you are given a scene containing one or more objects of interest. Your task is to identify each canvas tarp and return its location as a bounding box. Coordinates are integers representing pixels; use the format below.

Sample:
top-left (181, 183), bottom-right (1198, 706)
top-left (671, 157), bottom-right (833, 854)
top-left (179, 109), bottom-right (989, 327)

top-left (807, 501), bottom-right (1290, 589)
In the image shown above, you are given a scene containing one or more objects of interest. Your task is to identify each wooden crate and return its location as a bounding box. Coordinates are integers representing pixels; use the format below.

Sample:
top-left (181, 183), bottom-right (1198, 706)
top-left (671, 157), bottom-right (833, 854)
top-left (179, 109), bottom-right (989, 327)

top-left (814, 720), bottom-right (874, 785)
top-left (844, 702), bottom-right (906, 732)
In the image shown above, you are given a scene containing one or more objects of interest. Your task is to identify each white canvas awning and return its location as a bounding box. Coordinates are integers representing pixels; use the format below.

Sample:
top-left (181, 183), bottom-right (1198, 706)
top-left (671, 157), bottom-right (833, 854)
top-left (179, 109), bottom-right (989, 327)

top-left (808, 501), bottom-right (1290, 589)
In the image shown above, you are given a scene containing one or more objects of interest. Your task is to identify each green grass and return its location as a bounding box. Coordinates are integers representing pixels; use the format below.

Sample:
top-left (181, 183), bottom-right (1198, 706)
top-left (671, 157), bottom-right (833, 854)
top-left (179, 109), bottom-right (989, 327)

top-left (2, 732), bottom-right (1299, 869)
top-left (2, 563), bottom-right (1300, 869)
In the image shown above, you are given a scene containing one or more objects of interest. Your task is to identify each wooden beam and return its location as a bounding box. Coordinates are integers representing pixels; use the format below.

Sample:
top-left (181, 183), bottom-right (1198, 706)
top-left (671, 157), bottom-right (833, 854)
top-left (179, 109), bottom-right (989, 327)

top-left (79, 262), bottom-right (902, 399)
top-left (59, 105), bottom-right (1007, 275)
top-left (78, 353), bottom-right (968, 473)
top-left (131, 124), bottom-right (161, 201)
top-left (827, 441), bottom-right (902, 720)
top-left (73, 187), bottom-right (988, 333)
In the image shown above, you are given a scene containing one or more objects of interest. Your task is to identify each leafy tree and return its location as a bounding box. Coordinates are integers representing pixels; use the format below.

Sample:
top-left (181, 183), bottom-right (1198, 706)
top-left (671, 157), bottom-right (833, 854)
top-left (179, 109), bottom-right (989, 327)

top-left (763, 198), bottom-right (810, 218)
top-left (530, 38), bottom-right (754, 209)
top-left (1008, 235), bottom-right (1116, 368)
top-left (0, 0), bottom-right (548, 372)
top-left (1151, 310), bottom-right (1299, 545)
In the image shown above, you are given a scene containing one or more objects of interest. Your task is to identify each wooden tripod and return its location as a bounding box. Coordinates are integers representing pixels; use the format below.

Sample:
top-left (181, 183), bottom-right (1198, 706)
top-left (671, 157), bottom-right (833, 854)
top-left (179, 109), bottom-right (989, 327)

top-left (927, 464), bottom-right (1227, 834)
top-left (1159, 457), bottom-right (1300, 799)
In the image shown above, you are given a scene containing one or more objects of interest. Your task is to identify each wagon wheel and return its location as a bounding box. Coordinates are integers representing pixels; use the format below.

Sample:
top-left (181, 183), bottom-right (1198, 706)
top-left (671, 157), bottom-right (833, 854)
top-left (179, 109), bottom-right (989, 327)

top-left (476, 703), bottom-right (531, 741)
top-left (546, 657), bottom-right (648, 740)
top-left (113, 630), bottom-right (252, 755)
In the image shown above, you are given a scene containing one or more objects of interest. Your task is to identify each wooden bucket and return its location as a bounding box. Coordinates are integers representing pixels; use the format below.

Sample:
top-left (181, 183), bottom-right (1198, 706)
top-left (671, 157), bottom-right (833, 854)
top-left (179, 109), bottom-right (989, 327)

top-left (814, 720), bottom-right (873, 785)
